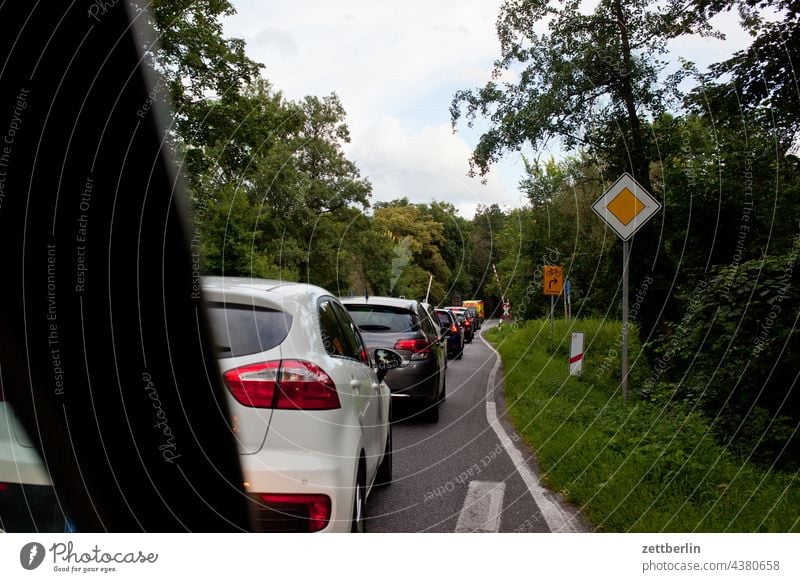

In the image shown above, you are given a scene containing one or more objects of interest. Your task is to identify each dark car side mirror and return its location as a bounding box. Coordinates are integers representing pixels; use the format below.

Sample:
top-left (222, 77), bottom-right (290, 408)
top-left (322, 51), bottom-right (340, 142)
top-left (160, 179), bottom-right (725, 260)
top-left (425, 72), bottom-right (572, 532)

top-left (373, 348), bottom-right (403, 382)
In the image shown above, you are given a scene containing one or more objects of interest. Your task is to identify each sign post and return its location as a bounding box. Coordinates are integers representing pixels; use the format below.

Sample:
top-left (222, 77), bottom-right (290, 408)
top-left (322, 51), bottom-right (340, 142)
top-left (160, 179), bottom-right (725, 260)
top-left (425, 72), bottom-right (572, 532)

top-left (569, 332), bottom-right (584, 376)
top-left (591, 173), bottom-right (661, 402)
top-left (622, 240), bottom-right (630, 400)
top-left (543, 265), bottom-right (563, 352)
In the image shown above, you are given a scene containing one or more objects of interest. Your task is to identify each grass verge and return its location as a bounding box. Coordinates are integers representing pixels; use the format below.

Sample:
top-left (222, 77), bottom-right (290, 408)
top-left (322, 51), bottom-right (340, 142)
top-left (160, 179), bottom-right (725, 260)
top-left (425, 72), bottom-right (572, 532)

top-left (486, 318), bottom-right (799, 532)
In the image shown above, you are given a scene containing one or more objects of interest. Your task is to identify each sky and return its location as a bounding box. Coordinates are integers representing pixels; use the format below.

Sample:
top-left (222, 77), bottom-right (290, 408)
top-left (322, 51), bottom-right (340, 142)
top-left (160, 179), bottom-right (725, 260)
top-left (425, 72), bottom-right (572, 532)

top-left (223, 1), bottom-right (755, 218)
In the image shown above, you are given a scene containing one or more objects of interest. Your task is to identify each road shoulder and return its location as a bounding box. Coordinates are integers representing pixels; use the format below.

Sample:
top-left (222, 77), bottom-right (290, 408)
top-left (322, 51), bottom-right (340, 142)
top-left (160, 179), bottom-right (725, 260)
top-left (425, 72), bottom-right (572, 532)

top-left (481, 327), bottom-right (592, 533)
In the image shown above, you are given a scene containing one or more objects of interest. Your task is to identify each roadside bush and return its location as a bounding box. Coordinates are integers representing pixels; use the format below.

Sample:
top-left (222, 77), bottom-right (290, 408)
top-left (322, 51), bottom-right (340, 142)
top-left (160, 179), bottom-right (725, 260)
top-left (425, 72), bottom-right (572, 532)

top-left (648, 254), bottom-right (800, 470)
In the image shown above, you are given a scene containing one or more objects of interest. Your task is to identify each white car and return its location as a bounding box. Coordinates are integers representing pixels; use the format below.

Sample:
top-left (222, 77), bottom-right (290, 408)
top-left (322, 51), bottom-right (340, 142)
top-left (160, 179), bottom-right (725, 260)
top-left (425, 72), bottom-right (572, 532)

top-left (0, 277), bottom-right (399, 533)
top-left (204, 277), bottom-right (397, 532)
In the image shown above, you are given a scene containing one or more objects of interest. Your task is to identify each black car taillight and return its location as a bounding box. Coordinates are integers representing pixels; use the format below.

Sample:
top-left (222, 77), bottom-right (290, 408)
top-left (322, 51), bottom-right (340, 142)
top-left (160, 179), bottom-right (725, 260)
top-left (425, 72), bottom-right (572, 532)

top-left (223, 360), bottom-right (340, 410)
top-left (394, 338), bottom-right (431, 360)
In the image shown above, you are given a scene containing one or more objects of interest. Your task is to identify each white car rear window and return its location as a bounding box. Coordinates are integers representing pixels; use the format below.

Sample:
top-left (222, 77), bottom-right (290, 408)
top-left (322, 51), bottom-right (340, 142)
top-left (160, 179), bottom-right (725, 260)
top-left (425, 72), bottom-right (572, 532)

top-left (207, 303), bottom-right (292, 357)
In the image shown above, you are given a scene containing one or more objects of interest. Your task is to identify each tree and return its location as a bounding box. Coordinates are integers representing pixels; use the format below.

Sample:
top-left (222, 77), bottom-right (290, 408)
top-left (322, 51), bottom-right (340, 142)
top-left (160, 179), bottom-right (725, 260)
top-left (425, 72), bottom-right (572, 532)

top-left (343, 212), bottom-right (394, 297)
top-left (294, 94), bottom-right (371, 212)
top-left (468, 204), bottom-right (508, 313)
top-left (689, 0), bottom-right (800, 148)
top-left (189, 82), bottom-right (374, 285)
top-left (373, 203), bottom-right (450, 303)
top-left (451, 0), bottom-right (722, 334)
top-left (450, 0), bottom-right (716, 190)
top-left (140, 0), bottom-right (263, 139)
top-left (416, 201), bottom-right (475, 300)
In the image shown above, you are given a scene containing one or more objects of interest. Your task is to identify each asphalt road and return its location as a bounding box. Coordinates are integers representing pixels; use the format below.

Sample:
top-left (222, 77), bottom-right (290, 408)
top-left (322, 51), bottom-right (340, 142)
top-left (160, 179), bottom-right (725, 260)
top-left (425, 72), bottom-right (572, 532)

top-left (367, 320), bottom-right (587, 533)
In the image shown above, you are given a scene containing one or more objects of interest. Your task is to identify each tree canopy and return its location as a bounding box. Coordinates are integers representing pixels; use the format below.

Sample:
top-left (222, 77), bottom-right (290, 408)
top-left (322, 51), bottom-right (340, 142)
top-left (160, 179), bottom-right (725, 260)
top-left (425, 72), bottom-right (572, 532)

top-left (450, 0), bottom-right (718, 189)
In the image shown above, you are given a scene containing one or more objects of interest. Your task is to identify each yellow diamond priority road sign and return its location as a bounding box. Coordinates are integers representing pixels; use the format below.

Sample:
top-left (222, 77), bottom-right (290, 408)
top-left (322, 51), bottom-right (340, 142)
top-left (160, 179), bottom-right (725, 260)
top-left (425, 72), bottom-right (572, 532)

top-left (592, 173), bottom-right (661, 240)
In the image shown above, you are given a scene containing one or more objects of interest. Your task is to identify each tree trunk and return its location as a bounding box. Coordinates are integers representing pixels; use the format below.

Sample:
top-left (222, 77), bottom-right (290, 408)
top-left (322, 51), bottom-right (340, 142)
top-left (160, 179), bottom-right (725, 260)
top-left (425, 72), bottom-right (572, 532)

top-left (613, 0), bottom-right (651, 192)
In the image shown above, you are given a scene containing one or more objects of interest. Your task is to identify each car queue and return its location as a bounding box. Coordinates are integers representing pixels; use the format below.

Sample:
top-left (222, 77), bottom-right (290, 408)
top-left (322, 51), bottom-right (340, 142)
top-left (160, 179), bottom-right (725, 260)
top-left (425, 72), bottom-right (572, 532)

top-left (0, 278), bottom-right (483, 534)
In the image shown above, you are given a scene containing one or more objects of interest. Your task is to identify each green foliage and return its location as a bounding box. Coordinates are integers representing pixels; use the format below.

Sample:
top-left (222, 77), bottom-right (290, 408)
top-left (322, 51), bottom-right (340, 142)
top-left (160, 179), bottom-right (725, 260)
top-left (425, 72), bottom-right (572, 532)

top-left (182, 80), bottom-right (376, 289)
top-left (487, 320), bottom-right (800, 531)
top-left (647, 254), bottom-right (800, 470)
top-left (489, 156), bottom-right (623, 322)
top-left (420, 201), bottom-right (475, 299)
top-left (294, 94), bottom-right (372, 212)
top-left (485, 109), bottom-right (800, 470)
top-left (141, 0), bottom-right (263, 154)
top-left (194, 182), bottom-right (285, 279)
top-left (373, 202), bottom-right (450, 303)
top-left (689, 0), bottom-right (800, 147)
top-left (451, 0), bottom-right (716, 185)
top-left (466, 204), bottom-right (508, 311)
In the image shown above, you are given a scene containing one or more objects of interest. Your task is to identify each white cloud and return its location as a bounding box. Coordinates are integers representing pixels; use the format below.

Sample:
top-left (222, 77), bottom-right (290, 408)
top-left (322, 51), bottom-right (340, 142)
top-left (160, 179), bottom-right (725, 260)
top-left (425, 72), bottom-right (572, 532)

top-left (224, 1), bottom-right (512, 218)
top-left (225, 0), bottom-right (504, 134)
top-left (666, 9), bottom-right (753, 74)
top-left (252, 27), bottom-right (299, 57)
top-left (351, 117), bottom-right (522, 218)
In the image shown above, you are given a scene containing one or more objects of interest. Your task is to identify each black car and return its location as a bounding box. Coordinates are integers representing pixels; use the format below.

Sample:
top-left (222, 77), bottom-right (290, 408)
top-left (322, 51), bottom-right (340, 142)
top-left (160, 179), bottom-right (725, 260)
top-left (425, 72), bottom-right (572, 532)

top-left (435, 309), bottom-right (464, 359)
top-left (341, 297), bottom-right (446, 422)
top-left (465, 306), bottom-right (482, 330)
top-left (447, 307), bottom-right (475, 343)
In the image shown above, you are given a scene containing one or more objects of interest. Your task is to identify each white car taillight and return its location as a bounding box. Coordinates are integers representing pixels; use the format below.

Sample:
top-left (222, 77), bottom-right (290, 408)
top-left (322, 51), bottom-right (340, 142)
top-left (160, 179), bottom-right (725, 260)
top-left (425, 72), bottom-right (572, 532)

top-left (223, 360), bottom-right (340, 410)
top-left (255, 493), bottom-right (331, 532)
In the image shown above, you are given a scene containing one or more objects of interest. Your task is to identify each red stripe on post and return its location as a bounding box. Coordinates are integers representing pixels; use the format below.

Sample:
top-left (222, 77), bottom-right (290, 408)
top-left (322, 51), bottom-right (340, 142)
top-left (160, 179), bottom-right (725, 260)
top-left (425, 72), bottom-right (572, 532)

top-left (569, 353), bottom-right (583, 364)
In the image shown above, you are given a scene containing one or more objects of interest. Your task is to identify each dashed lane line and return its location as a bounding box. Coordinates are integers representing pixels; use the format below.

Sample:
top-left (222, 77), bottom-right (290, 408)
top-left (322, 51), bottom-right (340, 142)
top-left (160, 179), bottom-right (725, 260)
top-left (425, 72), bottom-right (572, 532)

top-left (454, 480), bottom-right (506, 533)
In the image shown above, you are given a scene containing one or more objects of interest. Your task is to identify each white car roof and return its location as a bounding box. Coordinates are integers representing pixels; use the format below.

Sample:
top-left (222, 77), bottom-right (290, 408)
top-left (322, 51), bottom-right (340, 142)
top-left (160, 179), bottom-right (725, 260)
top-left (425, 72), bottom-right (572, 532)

top-left (201, 276), bottom-right (332, 313)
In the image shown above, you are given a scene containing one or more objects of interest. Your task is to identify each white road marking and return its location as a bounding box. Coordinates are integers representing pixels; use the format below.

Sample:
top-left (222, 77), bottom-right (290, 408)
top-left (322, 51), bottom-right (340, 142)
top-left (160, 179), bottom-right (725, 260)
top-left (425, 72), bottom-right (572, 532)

top-left (481, 333), bottom-right (579, 533)
top-left (455, 480), bottom-right (506, 533)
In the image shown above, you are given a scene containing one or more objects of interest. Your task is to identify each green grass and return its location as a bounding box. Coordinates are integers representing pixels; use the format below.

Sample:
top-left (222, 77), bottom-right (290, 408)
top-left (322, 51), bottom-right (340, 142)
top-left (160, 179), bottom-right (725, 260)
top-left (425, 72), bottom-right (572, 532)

top-left (486, 319), bottom-right (800, 532)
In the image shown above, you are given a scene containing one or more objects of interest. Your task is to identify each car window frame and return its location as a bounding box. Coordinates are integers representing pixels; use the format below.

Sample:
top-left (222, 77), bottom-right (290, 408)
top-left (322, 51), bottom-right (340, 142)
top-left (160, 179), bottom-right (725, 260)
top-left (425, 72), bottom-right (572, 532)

top-left (427, 306), bottom-right (441, 335)
top-left (319, 296), bottom-right (371, 365)
top-left (417, 305), bottom-right (436, 338)
top-left (329, 298), bottom-right (371, 366)
top-left (318, 297), bottom-right (350, 358)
